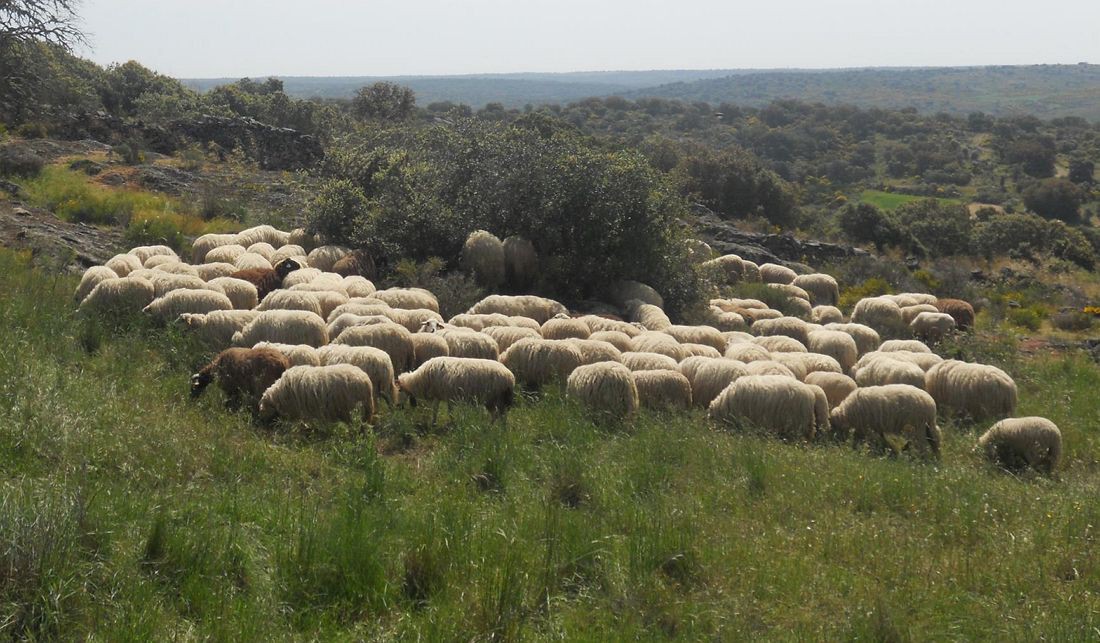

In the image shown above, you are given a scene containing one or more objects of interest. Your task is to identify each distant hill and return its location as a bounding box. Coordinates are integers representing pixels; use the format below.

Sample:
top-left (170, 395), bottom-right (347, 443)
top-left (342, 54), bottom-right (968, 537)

top-left (624, 65), bottom-right (1100, 120)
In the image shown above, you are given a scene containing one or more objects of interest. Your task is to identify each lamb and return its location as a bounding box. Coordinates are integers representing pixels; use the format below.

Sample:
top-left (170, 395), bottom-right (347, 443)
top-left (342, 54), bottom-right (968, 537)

top-left (467, 295), bottom-right (568, 324)
top-left (708, 375), bottom-right (820, 440)
top-left (850, 297), bottom-right (906, 337)
top-left (792, 273), bottom-right (840, 307)
top-left (663, 325), bottom-right (726, 352)
top-left (190, 347), bottom-right (289, 411)
top-left (633, 370), bottom-right (693, 410)
top-left (811, 305), bottom-right (845, 325)
top-left (753, 335), bottom-right (807, 353)
top-left (332, 322), bottom-right (415, 373)
top-left (105, 253), bottom-right (143, 277)
top-left (563, 339), bottom-right (623, 366)
top-left (179, 310), bottom-right (260, 347)
top-left (75, 266), bottom-right (119, 302)
top-left (752, 316), bottom-right (812, 345)
top-left (879, 339), bottom-right (932, 354)
top-left (629, 331), bottom-right (684, 360)
top-left (128, 245), bottom-right (177, 265)
top-left (259, 364), bottom-right (375, 424)
top-left (398, 356), bottom-right (515, 421)
top-left (910, 312), bottom-right (956, 343)
top-left (925, 360), bottom-right (1018, 421)
top-left (829, 385), bottom-right (941, 458)
top-left (236, 224), bottom-right (290, 249)
top-left (317, 344), bottom-right (398, 405)
top-left (934, 298), bottom-right (976, 331)
top-left (332, 250), bottom-right (377, 280)
top-left (143, 289), bottom-right (234, 322)
top-left (807, 329), bottom-right (859, 372)
top-left (78, 276), bottom-right (156, 316)
top-left (195, 262), bottom-right (239, 281)
top-left (823, 322), bottom-right (882, 356)
top-left (566, 362), bottom-right (639, 419)
top-left (702, 255), bottom-right (744, 284)
top-left (306, 245), bottom-right (352, 272)
top-left (230, 258), bottom-right (303, 301)
top-left (804, 371), bottom-right (857, 408)
top-left (724, 342), bottom-right (772, 363)
top-left (204, 244), bottom-right (248, 264)
top-left (500, 338), bottom-right (584, 388)
top-left (410, 332), bottom-right (450, 367)
top-left (232, 309), bottom-right (328, 348)
top-left (686, 358), bottom-right (748, 408)
top-left (541, 315), bottom-right (592, 340)
top-left (610, 280), bottom-right (663, 310)
top-left (627, 302), bottom-right (672, 331)
top-left (759, 263), bottom-right (797, 285)
top-left (978, 417), bottom-right (1062, 474)
top-left (436, 328), bottom-right (500, 360)
top-left (502, 235), bottom-right (538, 290)
top-left (206, 277), bottom-right (259, 310)
top-left (461, 230), bottom-right (506, 289)
top-left (481, 326), bottom-right (543, 352)
top-left (620, 351), bottom-right (679, 372)
top-left (372, 288), bottom-right (440, 314)
top-left (853, 356), bottom-right (927, 389)
top-left (251, 341), bottom-right (321, 367)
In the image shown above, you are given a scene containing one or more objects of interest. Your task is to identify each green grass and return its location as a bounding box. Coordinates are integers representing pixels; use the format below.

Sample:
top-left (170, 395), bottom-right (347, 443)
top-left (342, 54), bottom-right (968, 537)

top-left (2, 248), bottom-right (1100, 639)
top-left (859, 189), bottom-right (963, 211)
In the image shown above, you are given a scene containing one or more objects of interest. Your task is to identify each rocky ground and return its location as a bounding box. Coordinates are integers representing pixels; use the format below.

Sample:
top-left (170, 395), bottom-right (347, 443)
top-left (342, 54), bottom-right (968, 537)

top-left (0, 199), bottom-right (123, 273)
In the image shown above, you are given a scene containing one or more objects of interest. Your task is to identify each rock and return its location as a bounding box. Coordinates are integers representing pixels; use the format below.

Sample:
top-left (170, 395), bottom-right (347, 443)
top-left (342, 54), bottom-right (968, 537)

top-left (69, 159), bottom-right (104, 175)
top-left (137, 165), bottom-right (194, 195)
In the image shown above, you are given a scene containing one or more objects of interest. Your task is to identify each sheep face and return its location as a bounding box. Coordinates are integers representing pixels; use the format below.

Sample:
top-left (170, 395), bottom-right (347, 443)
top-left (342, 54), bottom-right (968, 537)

top-left (190, 371), bottom-right (213, 397)
top-left (274, 258), bottom-right (303, 279)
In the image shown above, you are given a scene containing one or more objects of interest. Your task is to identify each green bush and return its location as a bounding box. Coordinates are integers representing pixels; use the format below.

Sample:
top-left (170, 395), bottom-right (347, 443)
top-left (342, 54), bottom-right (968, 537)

top-left (894, 199), bottom-right (972, 256)
top-left (1050, 311), bottom-right (1093, 332)
top-left (1006, 306), bottom-right (1043, 331)
top-left (111, 141), bottom-right (144, 166)
top-left (14, 122), bottom-right (48, 139)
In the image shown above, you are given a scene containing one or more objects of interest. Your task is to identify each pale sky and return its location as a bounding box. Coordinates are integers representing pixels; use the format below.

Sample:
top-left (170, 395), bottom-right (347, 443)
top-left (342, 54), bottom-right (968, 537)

top-left (76, 0), bottom-right (1100, 78)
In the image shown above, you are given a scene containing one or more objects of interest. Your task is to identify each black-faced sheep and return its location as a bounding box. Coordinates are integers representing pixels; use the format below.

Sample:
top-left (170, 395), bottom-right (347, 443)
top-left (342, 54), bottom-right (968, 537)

top-left (230, 258), bottom-right (302, 302)
top-left (978, 417), bottom-right (1062, 474)
top-left (191, 347), bottom-right (290, 412)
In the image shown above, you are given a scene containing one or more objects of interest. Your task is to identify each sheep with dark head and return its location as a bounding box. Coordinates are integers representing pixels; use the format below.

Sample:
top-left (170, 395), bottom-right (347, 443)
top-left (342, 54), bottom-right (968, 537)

top-left (230, 257), bottom-right (302, 301)
top-left (191, 347), bottom-right (290, 412)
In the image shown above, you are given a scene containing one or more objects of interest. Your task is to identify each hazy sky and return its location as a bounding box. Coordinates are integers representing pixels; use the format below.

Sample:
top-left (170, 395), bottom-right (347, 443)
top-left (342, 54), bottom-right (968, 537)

top-left (76, 0), bottom-right (1100, 78)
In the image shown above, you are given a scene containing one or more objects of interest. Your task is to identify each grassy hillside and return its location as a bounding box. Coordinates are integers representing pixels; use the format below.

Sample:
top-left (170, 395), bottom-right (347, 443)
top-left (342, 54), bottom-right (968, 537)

top-left (4, 248), bottom-right (1100, 638)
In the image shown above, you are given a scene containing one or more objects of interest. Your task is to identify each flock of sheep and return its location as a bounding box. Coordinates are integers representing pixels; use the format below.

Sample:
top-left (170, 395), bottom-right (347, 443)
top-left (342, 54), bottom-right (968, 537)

top-left (73, 225), bottom-right (1063, 474)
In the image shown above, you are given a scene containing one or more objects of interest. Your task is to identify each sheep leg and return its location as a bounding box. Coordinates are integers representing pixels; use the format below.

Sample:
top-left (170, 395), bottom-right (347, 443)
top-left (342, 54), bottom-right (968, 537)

top-left (431, 400), bottom-right (440, 426)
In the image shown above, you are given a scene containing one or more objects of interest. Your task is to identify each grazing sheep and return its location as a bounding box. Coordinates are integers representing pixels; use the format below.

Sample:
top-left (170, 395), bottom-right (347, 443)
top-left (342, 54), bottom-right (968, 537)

top-left (232, 309), bottom-right (328, 348)
top-left (327, 313), bottom-right (394, 341)
top-left (143, 254), bottom-right (177, 269)
top-left (563, 339), bottom-right (623, 366)
top-left (804, 371), bottom-right (857, 408)
top-left (482, 326), bottom-right (542, 352)
top-left (579, 316), bottom-right (643, 337)
top-left (663, 325), bottom-right (726, 352)
top-left (502, 235), bottom-right (537, 290)
top-left (195, 262), bottom-right (239, 281)
top-left (740, 260), bottom-right (761, 282)
top-left (206, 277), bottom-right (259, 310)
top-left (147, 273), bottom-right (213, 299)
top-left (566, 362), bottom-right (639, 419)
top-left (830, 385), bottom-right (941, 457)
top-left (541, 315), bottom-right (592, 340)
top-left (332, 322), bottom-right (415, 373)
top-left (855, 350), bottom-right (942, 374)
top-left (629, 331), bottom-right (684, 360)
top-left (935, 298), bottom-right (976, 331)
top-left (192, 233), bottom-right (241, 263)
top-left (289, 280), bottom-right (350, 298)
top-left (410, 332), bottom-right (450, 367)
top-left (317, 344), bottom-right (398, 405)
top-left (853, 356), bottom-right (927, 389)
top-left (684, 239), bottom-right (714, 263)
top-left (281, 267), bottom-right (323, 288)
top-left (627, 302), bottom-right (672, 331)
top-left (687, 359), bottom-right (748, 408)
top-left (633, 370), bottom-right (692, 410)
top-left (467, 295), bottom-right (567, 324)
top-left (620, 351), bottom-right (679, 372)
top-left (258, 289), bottom-right (324, 317)
top-left (179, 310), bottom-right (259, 347)
top-left (288, 228), bottom-right (317, 251)
top-left (327, 302), bottom-right (392, 324)
top-left (205, 244), bottom-right (248, 265)
top-left (259, 364), bottom-right (375, 424)
top-left (901, 304), bottom-right (939, 324)
top-left (128, 245), bottom-right (177, 265)
top-left (191, 347), bottom-right (290, 411)
top-left (679, 343), bottom-right (722, 359)
top-left (78, 276), bottom-right (156, 316)
top-left (449, 313), bottom-right (517, 331)
top-left (722, 331), bottom-right (754, 344)
top-left (341, 275), bottom-right (376, 298)
top-left (236, 224), bottom-right (290, 249)
top-left (887, 293), bottom-right (938, 307)
top-left (500, 338), bottom-right (584, 388)
top-left (925, 360), bottom-right (1018, 421)
top-left (807, 329), bottom-right (859, 372)
top-left (702, 255), bottom-right (744, 284)
top-left (252, 341), bottom-right (321, 367)
top-left (332, 250), bottom-right (377, 279)
top-left (879, 339), bottom-right (932, 354)
top-left (759, 263), bottom-right (797, 285)
top-left (270, 244), bottom-right (307, 265)
top-left (707, 306), bottom-right (749, 332)
top-left (677, 355), bottom-right (717, 384)
top-left (743, 360), bottom-right (799, 379)
top-left (588, 330), bottom-right (633, 352)
top-left (910, 312), bottom-right (956, 342)
top-left (384, 308), bottom-right (445, 332)
top-left (713, 297), bottom-right (768, 311)
top-left (978, 417), bottom-right (1062, 474)
top-left (234, 252), bottom-right (273, 272)
top-left (461, 230), bottom-right (506, 288)
top-left (105, 253), bottom-right (143, 277)
top-left (753, 335), bottom-right (807, 353)
top-left (372, 288), bottom-right (440, 313)
top-left (398, 357), bottom-right (516, 421)
top-left (143, 289), bottom-right (234, 321)
top-left (768, 283), bottom-right (811, 301)
top-left (75, 266), bottom-right (119, 303)
top-left (610, 280), bottom-right (663, 310)
top-left (811, 305), bottom-right (845, 325)
top-left (724, 342), bottom-right (772, 363)
top-left (246, 243), bottom-right (277, 260)
top-left (230, 258), bottom-right (303, 301)
top-left (709, 375), bottom-right (819, 440)
top-left (773, 352), bottom-right (841, 380)
top-left (306, 245), bottom-right (352, 272)
top-left (736, 307), bottom-right (784, 324)
top-left (793, 273), bottom-right (840, 307)
top-left (823, 322), bottom-right (882, 356)
top-left (752, 316), bottom-right (812, 345)
top-left (851, 297), bottom-right (906, 337)
top-left (435, 328), bottom-right (500, 360)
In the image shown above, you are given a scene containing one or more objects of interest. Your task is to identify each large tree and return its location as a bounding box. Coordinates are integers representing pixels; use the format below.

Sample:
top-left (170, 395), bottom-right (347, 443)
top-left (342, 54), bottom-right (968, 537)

top-left (351, 82), bottom-right (416, 122)
top-left (1, 0), bottom-right (87, 121)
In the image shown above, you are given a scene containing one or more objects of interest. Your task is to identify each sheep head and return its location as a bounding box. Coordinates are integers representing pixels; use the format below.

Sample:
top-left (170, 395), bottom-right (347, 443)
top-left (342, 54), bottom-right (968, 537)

top-left (190, 371), bottom-right (213, 398)
top-left (274, 257), bottom-right (302, 279)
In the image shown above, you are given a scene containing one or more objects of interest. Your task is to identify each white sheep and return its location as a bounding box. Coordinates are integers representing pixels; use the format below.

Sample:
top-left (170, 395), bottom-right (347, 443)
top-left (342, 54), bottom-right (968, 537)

top-left (259, 364), bottom-right (375, 424)
top-left (702, 254), bottom-right (744, 284)
top-left (628, 331), bottom-right (684, 360)
top-left (372, 288), bottom-right (440, 313)
top-left (78, 276), bottom-right (155, 315)
top-left (410, 332), bottom-right (450, 367)
top-left (724, 342), bottom-right (772, 363)
top-left (978, 417), bottom-right (1062, 474)
top-left (232, 310), bottom-right (328, 348)
top-left (811, 305), bottom-right (845, 325)
top-left (707, 306), bottom-right (749, 332)
top-left (191, 233), bottom-right (240, 263)
top-left (853, 356), bottom-right (926, 389)
top-left (753, 335), bottom-right (808, 353)
top-left (500, 338), bottom-right (584, 388)
top-left (925, 360), bottom-right (1018, 422)
top-left (204, 244), bottom-right (247, 265)
top-left (462, 230), bottom-right (506, 288)
top-left (128, 245), bottom-right (177, 265)
top-left (541, 316), bottom-right (592, 340)
top-left (502, 235), bottom-right (537, 290)
top-left (384, 308), bottom-right (445, 332)
top-left (830, 384), bottom-right (941, 457)
top-left (257, 289), bottom-right (323, 317)
top-left (879, 339), bottom-right (932, 354)
top-left (633, 370), bottom-right (693, 410)
top-left (741, 260), bottom-right (761, 282)
top-left (576, 315), bottom-right (640, 337)
top-left (767, 282), bottom-right (811, 301)
top-left (759, 263), bottom-right (797, 285)
top-left (332, 322), bottom-right (415, 373)
top-left (143, 289), bottom-right (234, 322)
top-left (270, 245), bottom-right (307, 265)
top-left (792, 273), bottom-right (840, 307)
top-left (195, 262), bottom-right (239, 281)
top-left (252, 341), bottom-right (321, 367)
top-left (855, 350), bottom-right (942, 374)
top-left (467, 295), bottom-right (567, 324)
top-left (148, 273), bottom-right (214, 299)
top-left (742, 360), bottom-right (799, 380)
top-left (751, 316), bottom-right (812, 345)
top-left (610, 280), bottom-right (663, 310)
top-left (236, 224), bottom-right (290, 249)
top-left (143, 254), bottom-right (177, 270)
top-left (663, 325), bottom-right (726, 352)
top-left (900, 304), bottom-right (939, 324)
top-left (709, 375), bottom-right (821, 440)
top-left (75, 266), bottom-right (119, 302)
top-left (910, 312), bottom-right (956, 343)
top-left (620, 351), bottom-right (679, 372)
top-left (341, 276), bottom-right (376, 298)
top-left (686, 358), bottom-right (748, 408)
top-left (327, 302), bottom-right (392, 324)
top-left (588, 330), bottom-right (633, 352)
top-left (563, 339), bottom-right (623, 366)
top-left (804, 371), bottom-right (857, 408)
top-left (887, 293), bottom-right (938, 307)
top-left (105, 253), bottom-right (143, 277)
top-left (566, 362), bottom-right (639, 419)
top-left (773, 352), bottom-right (842, 380)
top-left (679, 343), bottom-right (722, 359)
top-left (398, 357), bottom-right (516, 422)
top-left (306, 245), bottom-right (352, 272)
top-left (327, 313), bottom-right (394, 341)
top-left (436, 328), bottom-right (500, 360)
top-left (179, 310), bottom-right (260, 347)
top-left (823, 322), bottom-right (881, 356)
top-left (206, 276), bottom-right (259, 310)
top-left (288, 228), bottom-right (317, 251)
top-left (482, 326), bottom-right (543, 352)
top-left (317, 344), bottom-right (398, 405)
top-left (851, 297), bottom-right (906, 337)
top-left (281, 267), bottom-right (323, 288)
top-left (233, 252), bottom-right (274, 272)
top-left (246, 242), bottom-right (277, 260)
top-left (627, 302), bottom-right (672, 331)
top-left (807, 329), bottom-right (859, 372)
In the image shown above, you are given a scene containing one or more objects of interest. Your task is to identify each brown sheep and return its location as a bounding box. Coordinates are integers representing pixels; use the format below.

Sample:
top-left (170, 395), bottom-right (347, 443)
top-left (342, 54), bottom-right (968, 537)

top-left (190, 347), bottom-right (290, 411)
top-left (332, 249), bottom-right (377, 279)
top-left (935, 298), bottom-right (975, 330)
top-left (229, 258), bottom-right (302, 302)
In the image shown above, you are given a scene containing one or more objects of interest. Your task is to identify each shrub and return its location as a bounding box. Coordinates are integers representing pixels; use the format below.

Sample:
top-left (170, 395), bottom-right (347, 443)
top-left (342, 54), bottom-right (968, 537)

top-left (14, 122), bottom-right (48, 139)
top-left (838, 277), bottom-right (892, 311)
top-left (0, 145), bottom-right (44, 178)
top-left (837, 203), bottom-right (910, 251)
top-left (1006, 307), bottom-right (1043, 331)
top-left (1023, 178), bottom-right (1085, 223)
top-left (1051, 311), bottom-right (1093, 332)
top-left (387, 258), bottom-right (485, 319)
top-left (894, 199), bottom-right (972, 256)
top-left (111, 141), bottom-right (144, 166)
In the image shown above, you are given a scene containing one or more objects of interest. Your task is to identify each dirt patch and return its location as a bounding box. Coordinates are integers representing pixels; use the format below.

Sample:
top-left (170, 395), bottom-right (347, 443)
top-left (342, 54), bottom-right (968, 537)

top-left (0, 199), bottom-right (125, 273)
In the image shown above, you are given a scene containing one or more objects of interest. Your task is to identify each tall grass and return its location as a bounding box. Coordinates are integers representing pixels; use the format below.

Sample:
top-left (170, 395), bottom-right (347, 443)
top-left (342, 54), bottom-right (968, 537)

top-left (2, 248), bottom-right (1100, 638)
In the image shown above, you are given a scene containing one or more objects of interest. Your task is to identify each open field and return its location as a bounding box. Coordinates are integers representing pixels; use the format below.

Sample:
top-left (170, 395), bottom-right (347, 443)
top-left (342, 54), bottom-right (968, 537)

top-left (858, 190), bottom-right (963, 212)
top-left (3, 248), bottom-right (1100, 639)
